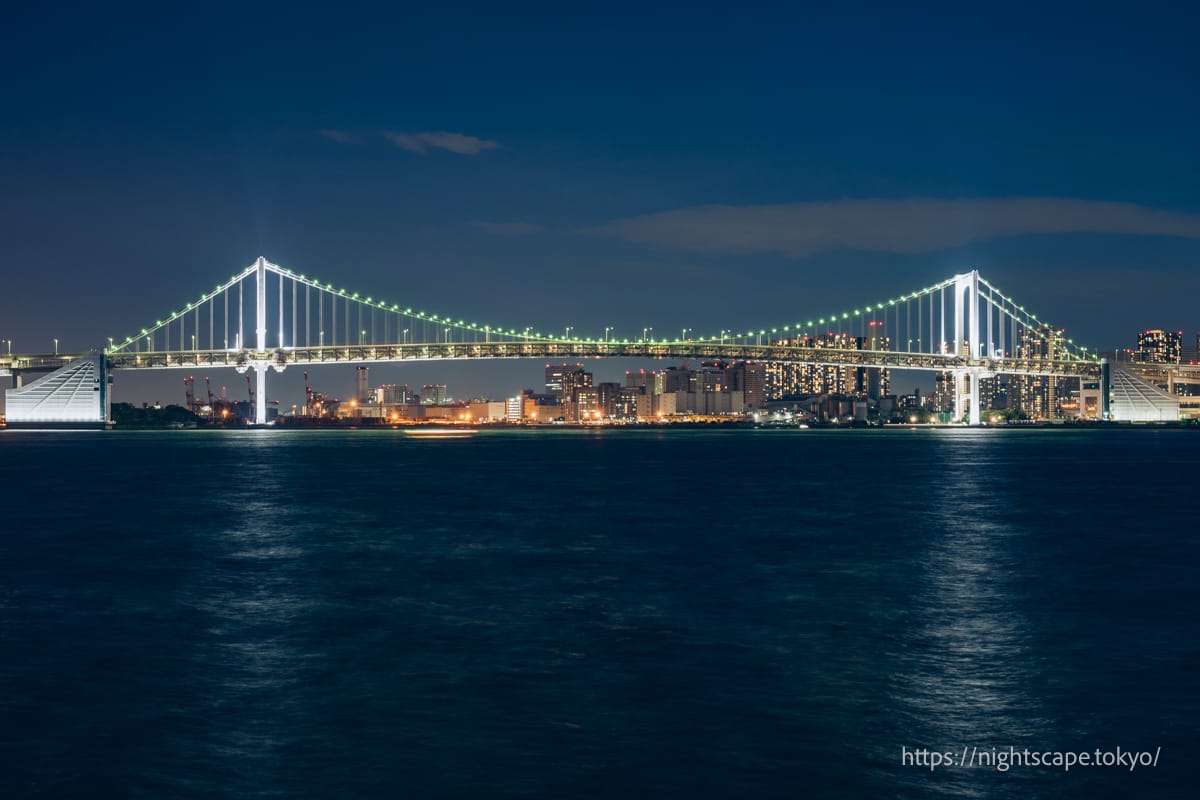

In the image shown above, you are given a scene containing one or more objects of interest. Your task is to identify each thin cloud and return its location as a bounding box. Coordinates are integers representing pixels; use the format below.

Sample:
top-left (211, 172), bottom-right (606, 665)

top-left (472, 221), bottom-right (544, 236)
top-left (317, 129), bottom-right (360, 144)
top-left (380, 130), bottom-right (500, 156)
top-left (592, 197), bottom-right (1200, 258)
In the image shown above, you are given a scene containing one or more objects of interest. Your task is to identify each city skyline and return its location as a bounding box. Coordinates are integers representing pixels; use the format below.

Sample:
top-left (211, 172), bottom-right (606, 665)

top-left (3, 6), bottom-right (1200, 367)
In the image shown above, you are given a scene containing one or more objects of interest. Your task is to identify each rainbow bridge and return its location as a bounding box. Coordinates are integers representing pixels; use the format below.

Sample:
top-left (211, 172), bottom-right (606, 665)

top-left (2, 257), bottom-right (1115, 427)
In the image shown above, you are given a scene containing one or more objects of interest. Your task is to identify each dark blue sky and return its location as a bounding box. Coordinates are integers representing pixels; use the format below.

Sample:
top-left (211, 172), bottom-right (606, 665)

top-left (3, 3), bottom-right (1199, 401)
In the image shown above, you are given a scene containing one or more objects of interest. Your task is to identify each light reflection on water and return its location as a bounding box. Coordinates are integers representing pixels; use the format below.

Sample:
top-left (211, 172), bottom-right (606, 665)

top-left (886, 432), bottom-right (1046, 797)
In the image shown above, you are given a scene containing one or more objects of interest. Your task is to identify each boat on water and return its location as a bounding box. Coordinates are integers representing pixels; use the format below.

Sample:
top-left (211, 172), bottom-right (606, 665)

top-left (402, 428), bottom-right (477, 437)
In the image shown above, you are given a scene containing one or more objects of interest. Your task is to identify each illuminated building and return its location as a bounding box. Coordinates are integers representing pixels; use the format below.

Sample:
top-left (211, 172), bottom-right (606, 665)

top-left (616, 385), bottom-right (645, 418)
top-left (761, 331), bottom-right (893, 401)
top-left (4, 354), bottom-right (109, 428)
top-left (468, 401), bottom-right (507, 422)
top-left (506, 396), bottom-right (523, 423)
top-left (1134, 330), bottom-right (1182, 364)
top-left (862, 321), bottom-right (891, 399)
top-left (546, 363), bottom-right (592, 420)
top-left (596, 382), bottom-right (622, 418)
top-left (764, 360), bottom-right (804, 400)
top-left (420, 384), bottom-right (448, 405)
top-left (545, 363), bottom-right (587, 400)
top-left (1012, 326), bottom-right (1066, 418)
top-left (723, 361), bottom-right (766, 408)
top-left (575, 387), bottom-right (599, 420)
top-left (379, 384), bottom-right (415, 404)
top-left (979, 375), bottom-right (1006, 411)
top-left (932, 372), bottom-right (955, 413)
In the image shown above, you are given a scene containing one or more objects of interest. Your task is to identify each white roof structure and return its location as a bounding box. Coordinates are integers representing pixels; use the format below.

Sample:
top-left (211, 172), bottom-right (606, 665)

top-left (1109, 365), bottom-right (1180, 422)
top-left (4, 354), bottom-right (108, 426)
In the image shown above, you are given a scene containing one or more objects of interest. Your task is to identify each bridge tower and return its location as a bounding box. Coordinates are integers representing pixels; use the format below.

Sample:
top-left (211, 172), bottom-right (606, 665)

top-left (951, 270), bottom-right (985, 425)
top-left (233, 256), bottom-right (286, 425)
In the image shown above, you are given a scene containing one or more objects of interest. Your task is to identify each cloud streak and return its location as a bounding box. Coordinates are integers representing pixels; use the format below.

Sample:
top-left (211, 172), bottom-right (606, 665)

top-left (592, 197), bottom-right (1200, 258)
top-left (472, 221), bottom-right (544, 236)
top-left (381, 130), bottom-right (500, 156)
top-left (317, 129), bottom-right (361, 144)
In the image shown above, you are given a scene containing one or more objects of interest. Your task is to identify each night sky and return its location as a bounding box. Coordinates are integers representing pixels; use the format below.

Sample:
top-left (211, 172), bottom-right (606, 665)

top-left (3, 4), bottom-right (1199, 403)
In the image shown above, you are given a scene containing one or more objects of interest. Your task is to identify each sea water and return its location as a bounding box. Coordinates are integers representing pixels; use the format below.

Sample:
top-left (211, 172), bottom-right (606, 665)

top-left (1, 427), bottom-right (1196, 798)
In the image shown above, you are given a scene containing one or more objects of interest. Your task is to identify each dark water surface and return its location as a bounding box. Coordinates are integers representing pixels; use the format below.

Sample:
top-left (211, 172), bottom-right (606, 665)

top-left (1, 427), bottom-right (1196, 798)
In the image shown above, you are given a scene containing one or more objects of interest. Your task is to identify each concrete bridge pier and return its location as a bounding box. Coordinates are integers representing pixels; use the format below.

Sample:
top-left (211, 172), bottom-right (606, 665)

top-left (968, 369), bottom-right (981, 426)
top-left (255, 362), bottom-right (268, 425)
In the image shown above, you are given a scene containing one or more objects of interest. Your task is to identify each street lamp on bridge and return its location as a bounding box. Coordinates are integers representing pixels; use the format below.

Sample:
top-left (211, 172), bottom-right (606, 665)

top-left (319, 330), bottom-right (325, 347)
top-left (3, 339), bottom-right (11, 355)
top-left (53, 338), bottom-right (58, 355)
top-left (642, 327), bottom-right (653, 343)
top-left (681, 328), bottom-right (691, 341)
top-left (604, 326), bottom-right (612, 342)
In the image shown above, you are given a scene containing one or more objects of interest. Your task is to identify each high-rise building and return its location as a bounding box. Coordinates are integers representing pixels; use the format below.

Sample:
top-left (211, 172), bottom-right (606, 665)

top-left (860, 321), bottom-right (891, 399)
top-left (420, 384), bottom-right (448, 405)
top-left (575, 387), bottom-right (600, 420)
top-left (723, 361), bottom-right (766, 408)
top-left (1012, 326), bottom-right (1066, 418)
top-left (763, 360), bottom-right (805, 400)
top-left (546, 363), bottom-right (591, 406)
top-left (932, 372), bottom-right (955, 413)
top-left (1134, 330), bottom-right (1182, 364)
top-left (355, 366), bottom-right (371, 403)
top-left (379, 384), bottom-right (415, 405)
top-left (979, 376), bottom-right (1007, 411)
top-left (595, 382), bottom-right (622, 418)
top-left (506, 396), bottom-right (523, 423)
top-left (616, 385), bottom-right (645, 418)
top-left (545, 363), bottom-right (592, 420)
top-left (544, 363), bottom-right (569, 398)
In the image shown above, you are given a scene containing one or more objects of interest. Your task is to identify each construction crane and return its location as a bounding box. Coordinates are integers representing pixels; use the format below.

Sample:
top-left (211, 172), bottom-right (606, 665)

top-left (183, 376), bottom-right (195, 412)
top-left (205, 377), bottom-right (215, 408)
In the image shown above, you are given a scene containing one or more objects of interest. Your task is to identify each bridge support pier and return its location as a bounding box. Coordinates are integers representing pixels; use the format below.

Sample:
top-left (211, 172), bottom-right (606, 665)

top-left (951, 369), bottom-right (964, 423)
top-left (969, 369), bottom-right (981, 426)
top-left (255, 363), bottom-right (268, 425)
top-left (951, 368), bottom-right (984, 425)
top-left (1100, 358), bottom-right (1111, 420)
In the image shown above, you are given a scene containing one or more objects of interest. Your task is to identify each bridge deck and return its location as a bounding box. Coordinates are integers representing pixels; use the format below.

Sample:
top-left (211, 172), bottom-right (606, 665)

top-left (57, 343), bottom-right (1105, 378)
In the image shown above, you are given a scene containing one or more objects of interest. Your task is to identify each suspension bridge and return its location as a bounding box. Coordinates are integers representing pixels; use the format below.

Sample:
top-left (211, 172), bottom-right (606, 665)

top-left (2, 257), bottom-right (1110, 427)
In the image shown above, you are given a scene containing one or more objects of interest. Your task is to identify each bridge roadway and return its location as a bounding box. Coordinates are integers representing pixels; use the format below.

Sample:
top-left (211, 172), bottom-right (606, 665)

top-left (1, 343), bottom-right (1103, 379)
